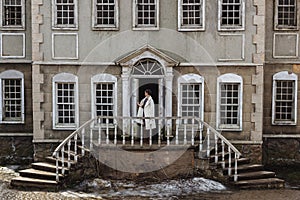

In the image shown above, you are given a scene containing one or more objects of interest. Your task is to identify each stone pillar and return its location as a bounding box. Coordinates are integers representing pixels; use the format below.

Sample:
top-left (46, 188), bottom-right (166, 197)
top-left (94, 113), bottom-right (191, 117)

top-left (122, 67), bottom-right (130, 132)
top-left (165, 67), bottom-right (173, 118)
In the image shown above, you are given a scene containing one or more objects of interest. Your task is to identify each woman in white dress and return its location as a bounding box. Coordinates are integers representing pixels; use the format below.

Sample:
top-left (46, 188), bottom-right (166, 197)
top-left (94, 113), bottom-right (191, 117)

top-left (136, 89), bottom-right (156, 130)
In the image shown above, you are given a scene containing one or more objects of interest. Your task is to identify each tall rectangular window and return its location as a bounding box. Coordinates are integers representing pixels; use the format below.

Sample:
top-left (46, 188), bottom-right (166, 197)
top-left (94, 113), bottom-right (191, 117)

top-left (95, 83), bottom-right (114, 123)
top-left (217, 74), bottom-right (243, 131)
top-left (133, 0), bottom-right (159, 29)
top-left (275, 0), bottom-right (297, 29)
top-left (1, 0), bottom-right (25, 28)
top-left (56, 83), bottom-right (76, 125)
top-left (272, 71), bottom-right (297, 125)
top-left (93, 0), bottom-right (118, 29)
top-left (52, 0), bottom-right (78, 29)
top-left (179, 0), bottom-right (205, 31)
top-left (218, 0), bottom-right (244, 30)
top-left (2, 79), bottom-right (22, 121)
top-left (219, 83), bottom-right (240, 127)
top-left (0, 70), bottom-right (24, 124)
top-left (53, 73), bottom-right (78, 129)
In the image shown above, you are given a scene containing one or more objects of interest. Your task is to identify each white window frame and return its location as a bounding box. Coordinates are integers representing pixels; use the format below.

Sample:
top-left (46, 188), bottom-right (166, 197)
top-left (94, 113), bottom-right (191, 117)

top-left (0, 0), bottom-right (25, 30)
top-left (272, 71), bottom-right (298, 125)
top-left (133, 0), bottom-right (159, 30)
top-left (52, 73), bottom-right (79, 130)
top-left (0, 70), bottom-right (25, 124)
top-left (216, 73), bottom-right (243, 131)
top-left (52, 0), bottom-right (78, 30)
top-left (177, 74), bottom-right (204, 122)
top-left (91, 74), bottom-right (117, 125)
top-left (178, 0), bottom-right (205, 31)
top-left (92, 0), bottom-right (119, 30)
top-left (274, 0), bottom-right (298, 30)
top-left (218, 0), bottom-right (245, 31)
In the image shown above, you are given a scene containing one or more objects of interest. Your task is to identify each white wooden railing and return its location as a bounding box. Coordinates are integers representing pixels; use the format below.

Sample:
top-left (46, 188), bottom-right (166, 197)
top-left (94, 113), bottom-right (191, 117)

top-left (52, 116), bottom-right (242, 182)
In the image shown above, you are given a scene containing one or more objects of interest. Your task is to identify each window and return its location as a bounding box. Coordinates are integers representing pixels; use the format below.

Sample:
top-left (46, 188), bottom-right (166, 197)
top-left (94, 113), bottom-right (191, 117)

top-left (52, 73), bottom-right (79, 129)
top-left (217, 74), bottom-right (243, 131)
top-left (133, 0), bottom-right (159, 30)
top-left (275, 0), bottom-right (297, 29)
top-left (272, 71), bottom-right (297, 125)
top-left (178, 0), bottom-right (205, 31)
top-left (0, 70), bottom-right (24, 124)
top-left (218, 0), bottom-right (245, 30)
top-left (93, 0), bottom-right (119, 30)
top-left (0, 0), bottom-right (25, 29)
top-left (178, 74), bottom-right (204, 123)
top-left (91, 74), bottom-right (117, 124)
top-left (52, 0), bottom-right (78, 29)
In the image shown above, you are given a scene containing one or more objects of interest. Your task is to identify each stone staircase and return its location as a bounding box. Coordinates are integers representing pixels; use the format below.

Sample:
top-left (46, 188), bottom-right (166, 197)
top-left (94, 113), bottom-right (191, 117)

top-left (208, 150), bottom-right (285, 189)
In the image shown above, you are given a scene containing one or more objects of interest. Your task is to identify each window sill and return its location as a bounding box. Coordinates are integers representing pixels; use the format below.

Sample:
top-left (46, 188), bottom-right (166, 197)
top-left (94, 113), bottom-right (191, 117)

top-left (92, 26), bottom-right (119, 31)
top-left (217, 126), bottom-right (242, 132)
top-left (274, 27), bottom-right (298, 31)
top-left (52, 27), bottom-right (78, 31)
top-left (272, 122), bottom-right (297, 126)
top-left (53, 126), bottom-right (78, 131)
top-left (0, 26), bottom-right (25, 31)
top-left (0, 121), bottom-right (25, 124)
top-left (133, 26), bottom-right (159, 31)
top-left (218, 27), bottom-right (245, 32)
top-left (178, 27), bottom-right (205, 32)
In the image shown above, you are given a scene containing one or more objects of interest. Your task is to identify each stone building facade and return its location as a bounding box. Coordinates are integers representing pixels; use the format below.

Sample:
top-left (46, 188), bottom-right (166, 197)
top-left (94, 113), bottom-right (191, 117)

top-left (3, 0), bottom-right (289, 166)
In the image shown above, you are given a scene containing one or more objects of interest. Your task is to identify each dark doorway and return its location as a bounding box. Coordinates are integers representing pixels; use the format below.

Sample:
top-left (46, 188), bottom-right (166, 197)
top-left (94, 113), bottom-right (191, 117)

top-left (138, 78), bottom-right (159, 105)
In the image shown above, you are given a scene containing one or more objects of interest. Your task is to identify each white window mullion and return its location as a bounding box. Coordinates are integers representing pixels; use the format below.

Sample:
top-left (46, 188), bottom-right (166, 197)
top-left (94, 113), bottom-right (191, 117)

top-left (133, 0), bottom-right (159, 30)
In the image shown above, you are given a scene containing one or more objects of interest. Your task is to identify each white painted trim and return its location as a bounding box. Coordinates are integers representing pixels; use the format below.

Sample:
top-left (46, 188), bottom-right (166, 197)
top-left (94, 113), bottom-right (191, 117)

top-left (0, 0), bottom-right (25, 30)
top-left (92, 0), bottom-right (119, 30)
top-left (216, 73), bottom-right (243, 131)
top-left (218, 0), bottom-right (245, 31)
top-left (0, 33), bottom-right (25, 59)
top-left (132, 0), bottom-right (160, 30)
top-left (177, 0), bottom-right (205, 31)
top-left (177, 74), bottom-right (204, 122)
top-left (52, 0), bottom-right (78, 30)
top-left (52, 33), bottom-right (79, 60)
top-left (218, 33), bottom-right (245, 61)
top-left (0, 70), bottom-right (25, 124)
top-left (52, 73), bottom-right (79, 130)
top-left (91, 74), bottom-right (118, 120)
top-left (0, 133), bottom-right (33, 136)
top-left (272, 71), bottom-right (298, 125)
top-left (273, 33), bottom-right (299, 59)
top-left (33, 139), bottom-right (63, 143)
top-left (33, 61), bottom-right (259, 67)
top-left (229, 140), bottom-right (263, 145)
top-left (263, 134), bottom-right (300, 138)
top-left (274, 0), bottom-right (299, 30)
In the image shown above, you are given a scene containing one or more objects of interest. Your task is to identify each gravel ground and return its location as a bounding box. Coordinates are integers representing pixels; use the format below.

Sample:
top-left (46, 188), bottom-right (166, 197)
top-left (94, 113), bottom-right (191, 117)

top-left (1, 166), bottom-right (300, 200)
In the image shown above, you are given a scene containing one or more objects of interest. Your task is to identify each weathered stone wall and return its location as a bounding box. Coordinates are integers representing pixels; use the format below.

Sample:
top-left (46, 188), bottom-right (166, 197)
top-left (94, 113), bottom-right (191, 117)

top-left (235, 144), bottom-right (262, 164)
top-left (263, 138), bottom-right (300, 166)
top-left (0, 137), bottom-right (33, 165)
top-left (33, 142), bottom-right (59, 162)
top-left (0, 64), bottom-right (33, 133)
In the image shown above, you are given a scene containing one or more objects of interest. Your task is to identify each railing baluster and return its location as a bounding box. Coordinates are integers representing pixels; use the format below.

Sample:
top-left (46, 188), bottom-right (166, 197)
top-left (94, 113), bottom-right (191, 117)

top-left (122, 120), bottom-right (126, 145)
top-left (106, 118), bottom-right (109, 145)
top-left (68, 139), bottom-right (71, 168)
top-left (206, 128), bottom-right (210, 157)
top-left (184, 119), bottom-right (187, 145)
top-left (61, 146), bottom-right (65, 175)
top-left (74, 134), bottom-right (78, 162)
top-left (221, 140), bottom-right (225, 168)
top-left (234, 153), bottom-right (238, 182)
top-left (191, 118), bottom-right (195, 146)
top-left (56, 152), bottom-right (59, 182)
top-left (90, 125), bottom-right (93, 150)
top-left (175, 119), bottom-right (179, 145)
top-left (149, 124), bottom-right (152, 146)
top-left (81, 128), bottom-right (85, 156)
top-left (98, 118), bottom-right (102, 145)
top-left (199, 122), bottom-right (203, 152)
top-left (228, 146), bottom-right (232, 176)
top-left (131, 119), bottom-right (134, 146)
top-left (158, 119), bottom-right (161, 147)
top-left (140, 121), bottom-right (143, 147)
top-left (215, 133), bottom-right (218, 163)
top-left (167, 120), bottom-right (170, 146)
top-left (114, 121), bottom-right (118, 145)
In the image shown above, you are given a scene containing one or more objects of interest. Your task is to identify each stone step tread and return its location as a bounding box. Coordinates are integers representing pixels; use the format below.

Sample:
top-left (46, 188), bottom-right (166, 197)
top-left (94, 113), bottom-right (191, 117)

top-left (46, 156), bottom-right (77, 164)
top-left (233, 171), bottom-right (275, 178)
top-left (11, 177), bottom-right (58, 185)
top-left (19, 168), bottom-right (63, 177)
top-left (222, 157), bottom-right (250, 164)
top-left (223, 164), bottom-right (263, 171)
top-left (234, 178), bottom-right (285, 186)
top-left (32, 162), bottom-right (69, 171)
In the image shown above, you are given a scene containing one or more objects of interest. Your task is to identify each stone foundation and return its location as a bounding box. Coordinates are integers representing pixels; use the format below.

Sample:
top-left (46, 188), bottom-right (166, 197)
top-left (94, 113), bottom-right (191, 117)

top-left (235, 144), bottom-right (263, 164)
top-left (0, 136), bottom-right (33, 166)
top-left (33, 142), bottom-right (60, 162)
top-left (263, 138), bottom-right (300, 166)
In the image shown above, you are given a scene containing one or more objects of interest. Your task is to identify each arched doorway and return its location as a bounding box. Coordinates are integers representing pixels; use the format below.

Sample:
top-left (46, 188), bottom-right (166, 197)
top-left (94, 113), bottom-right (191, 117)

top-left (130, 59), bottom-right (165, 120)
